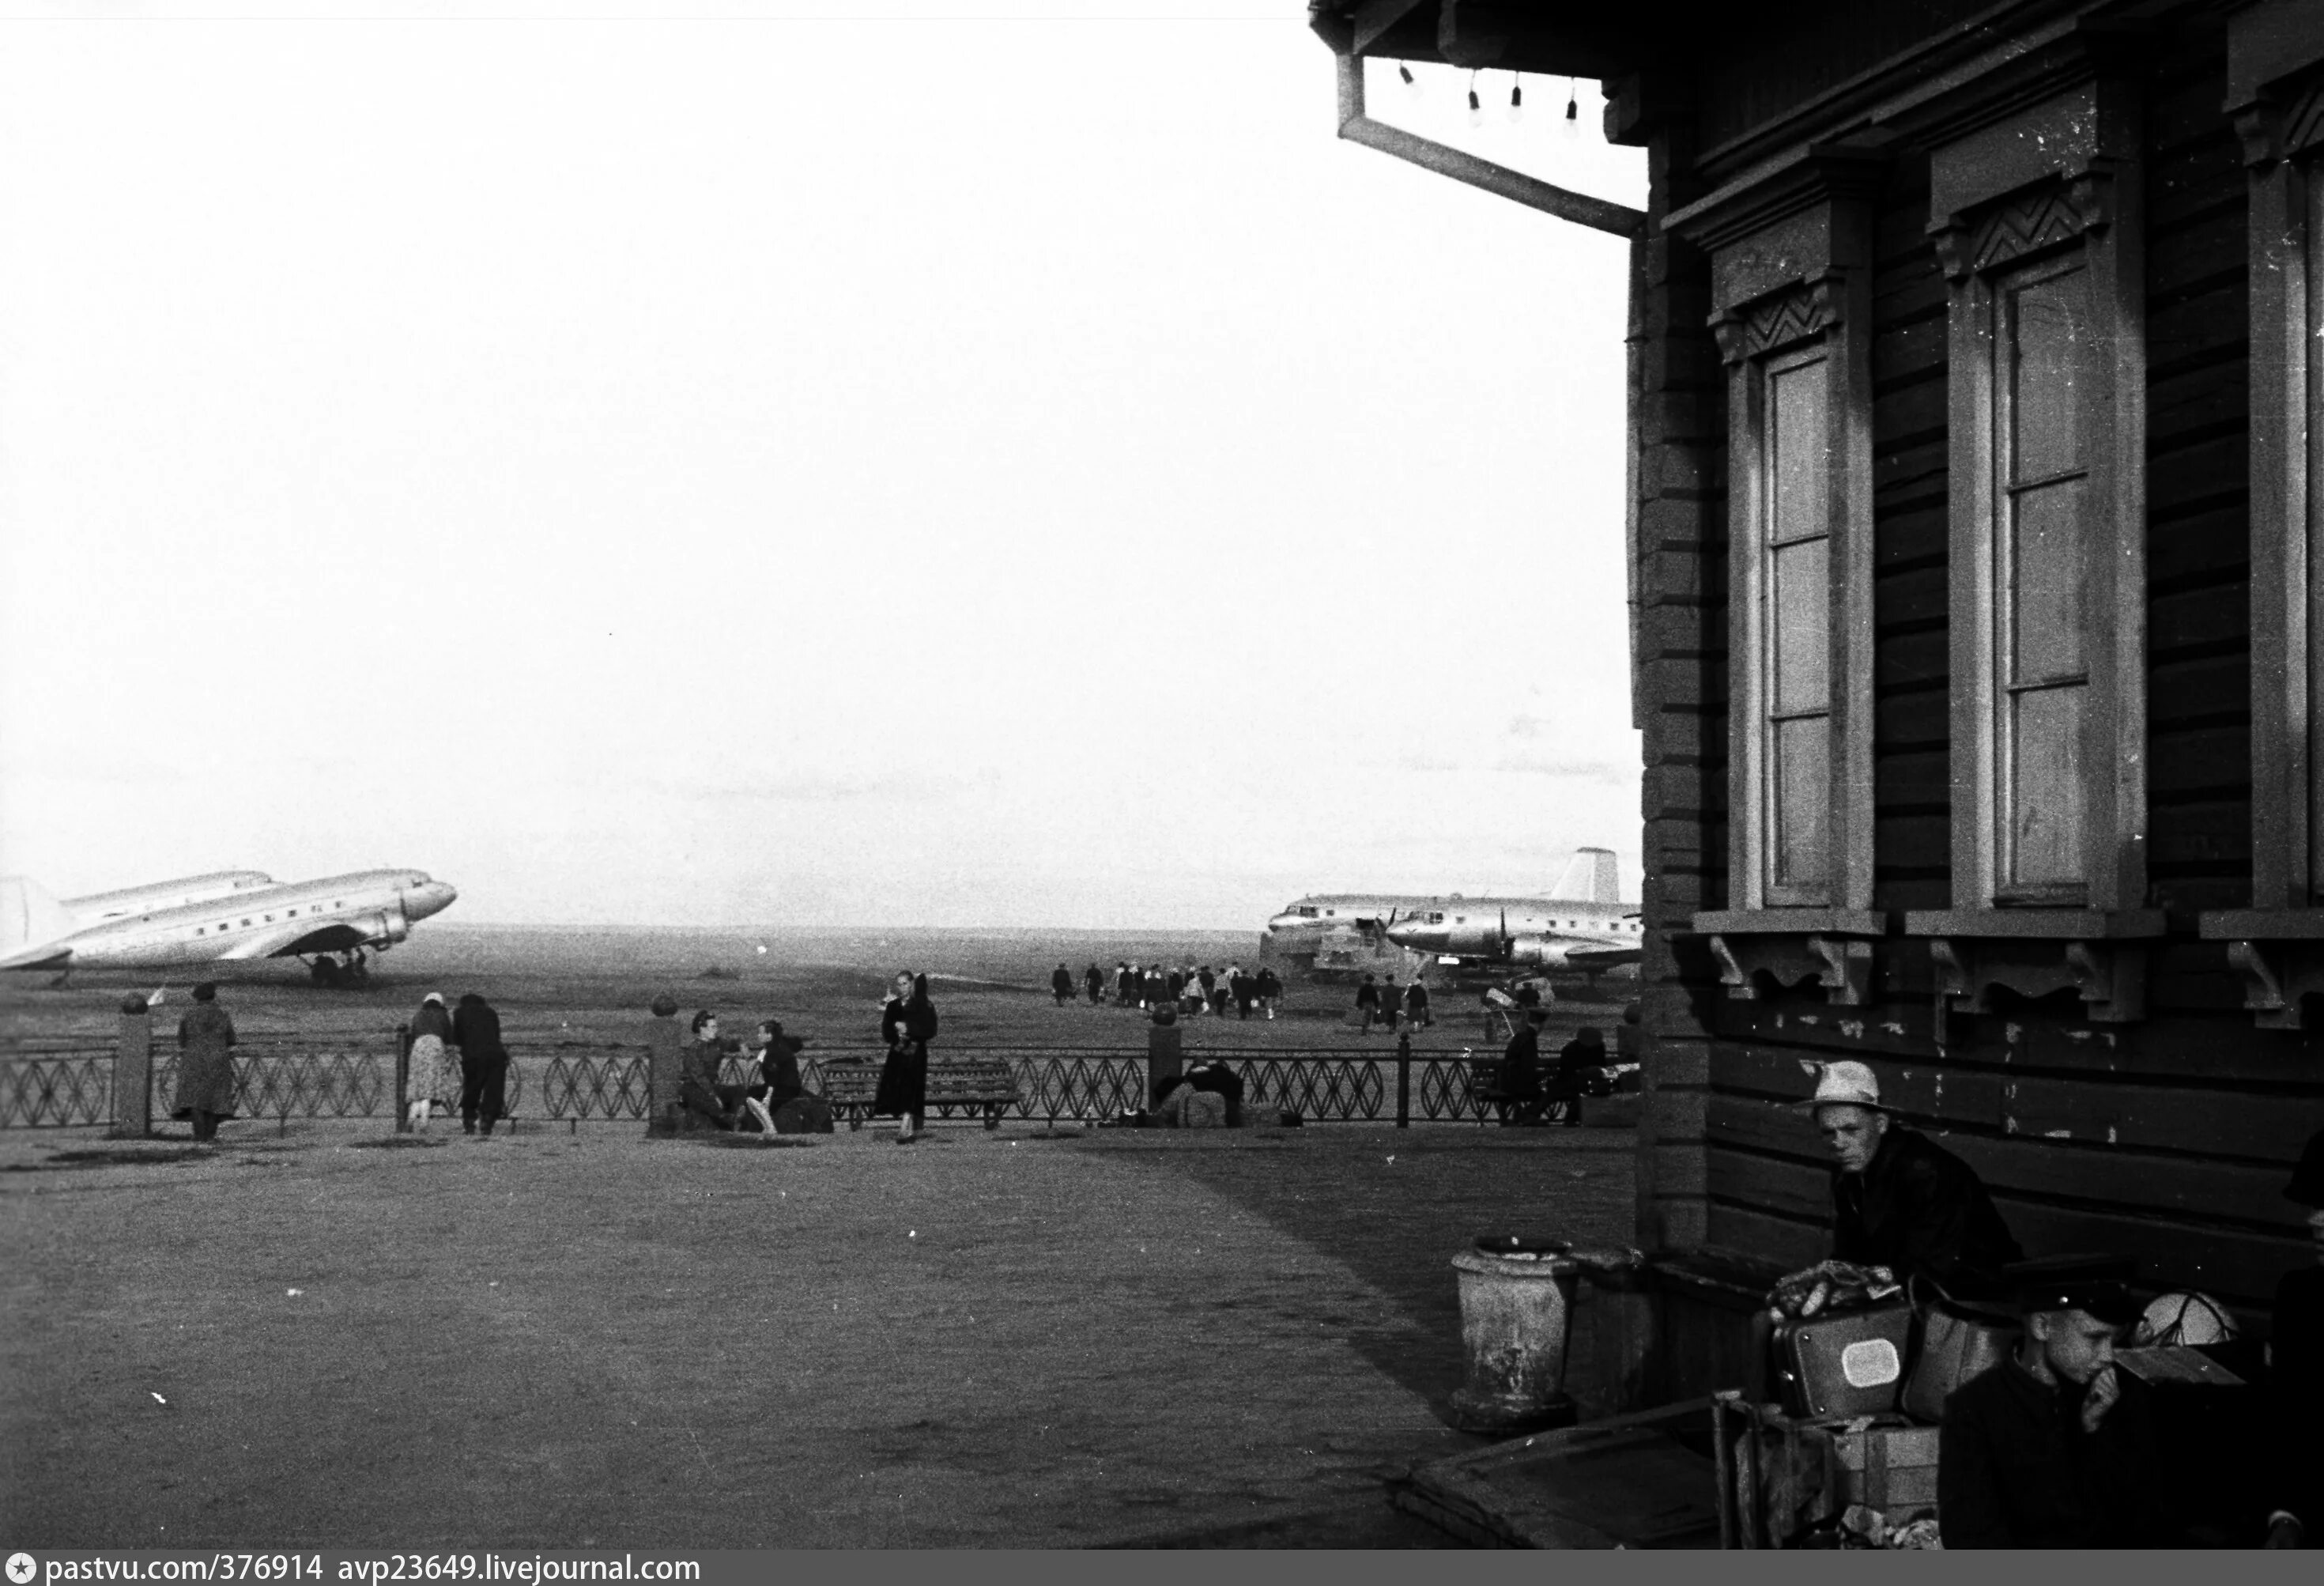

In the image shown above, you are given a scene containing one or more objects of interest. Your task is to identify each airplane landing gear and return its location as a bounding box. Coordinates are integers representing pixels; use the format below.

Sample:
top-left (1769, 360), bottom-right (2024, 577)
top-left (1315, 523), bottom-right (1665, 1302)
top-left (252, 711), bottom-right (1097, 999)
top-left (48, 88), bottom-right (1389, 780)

top-left (306, 953), bottom-right (372, 987)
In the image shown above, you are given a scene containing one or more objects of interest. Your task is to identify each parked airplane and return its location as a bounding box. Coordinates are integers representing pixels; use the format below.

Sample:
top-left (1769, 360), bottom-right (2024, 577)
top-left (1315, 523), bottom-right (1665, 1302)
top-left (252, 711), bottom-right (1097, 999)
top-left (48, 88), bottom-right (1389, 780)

top-left (0, 868), bottom-right (458, 980)
top-left (1264, 847), bottom-right (1643, 976)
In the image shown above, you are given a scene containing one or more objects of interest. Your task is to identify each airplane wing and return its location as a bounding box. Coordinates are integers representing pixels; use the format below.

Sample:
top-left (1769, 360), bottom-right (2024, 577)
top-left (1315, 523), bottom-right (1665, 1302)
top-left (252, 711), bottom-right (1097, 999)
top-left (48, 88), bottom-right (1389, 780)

top-left (0, 942), bottom-right (74, 970)
top-left (214, 919), bottom-right (391, 961)
top-left (1562, 946), bottom-right (1643, 970)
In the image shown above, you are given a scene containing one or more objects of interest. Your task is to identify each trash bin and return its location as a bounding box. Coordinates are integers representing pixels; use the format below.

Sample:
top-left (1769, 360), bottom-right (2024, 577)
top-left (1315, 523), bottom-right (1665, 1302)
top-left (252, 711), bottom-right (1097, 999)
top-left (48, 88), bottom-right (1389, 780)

top-left (1450, 1236), bottom-right (1582, 1433)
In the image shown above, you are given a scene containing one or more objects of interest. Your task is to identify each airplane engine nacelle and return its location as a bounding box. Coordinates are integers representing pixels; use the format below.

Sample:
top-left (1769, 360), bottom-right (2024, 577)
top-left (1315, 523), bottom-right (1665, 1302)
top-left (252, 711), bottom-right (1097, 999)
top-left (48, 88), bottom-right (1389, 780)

top-left (356, 910), bottom-right (410, 948)
top-left (1506, 937), bottom-right (1572, 970)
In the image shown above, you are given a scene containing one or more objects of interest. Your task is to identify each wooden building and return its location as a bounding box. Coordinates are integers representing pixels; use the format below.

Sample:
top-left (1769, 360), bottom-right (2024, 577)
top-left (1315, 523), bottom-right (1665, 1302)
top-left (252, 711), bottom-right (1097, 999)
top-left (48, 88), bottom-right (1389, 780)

top-left (1310, 0), bottom-right (2324, 1384)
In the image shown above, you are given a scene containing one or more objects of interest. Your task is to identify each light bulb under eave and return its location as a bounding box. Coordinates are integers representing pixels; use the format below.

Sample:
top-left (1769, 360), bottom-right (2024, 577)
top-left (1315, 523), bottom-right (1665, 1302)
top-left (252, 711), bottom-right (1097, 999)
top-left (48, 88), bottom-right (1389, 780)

top-left (1468, 86), bottom-right (1483, 127)
top-left (1507, 81), bottom-right (1524, 123)
top-left (1562, 92), bottom-right (1581, 140)
top-left (1398, 62), bottom-right (1420, 100)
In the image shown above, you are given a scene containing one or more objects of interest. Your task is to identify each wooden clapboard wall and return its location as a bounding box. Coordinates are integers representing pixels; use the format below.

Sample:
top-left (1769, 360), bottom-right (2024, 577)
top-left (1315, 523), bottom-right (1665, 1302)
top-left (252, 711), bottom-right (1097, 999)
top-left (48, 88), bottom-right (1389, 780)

top-left (1696, 33), bottom-right (2320, 1319)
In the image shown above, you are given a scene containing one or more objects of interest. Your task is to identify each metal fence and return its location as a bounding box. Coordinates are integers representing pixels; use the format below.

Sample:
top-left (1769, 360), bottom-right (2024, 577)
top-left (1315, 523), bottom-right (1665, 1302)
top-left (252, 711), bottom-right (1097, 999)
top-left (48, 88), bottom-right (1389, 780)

top-left (0, 1046), bottom-right (115, 1128)
top-left (1, 1038), bottom-right (1506, 1129)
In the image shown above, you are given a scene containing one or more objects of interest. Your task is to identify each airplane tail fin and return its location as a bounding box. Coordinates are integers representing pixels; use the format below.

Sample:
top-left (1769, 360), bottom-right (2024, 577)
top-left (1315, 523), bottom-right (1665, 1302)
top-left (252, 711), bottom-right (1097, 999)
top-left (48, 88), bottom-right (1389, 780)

top-left (1552, 847), bottom-right (1622, 904)
top-left (0, 877), bottom-right (75, 965)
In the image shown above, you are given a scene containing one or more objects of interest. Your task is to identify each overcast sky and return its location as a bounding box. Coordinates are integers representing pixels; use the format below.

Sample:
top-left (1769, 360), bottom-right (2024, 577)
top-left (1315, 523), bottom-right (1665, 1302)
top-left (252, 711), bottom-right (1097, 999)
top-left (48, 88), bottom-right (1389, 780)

top-left (0, 1), bottom-right (1646, 928)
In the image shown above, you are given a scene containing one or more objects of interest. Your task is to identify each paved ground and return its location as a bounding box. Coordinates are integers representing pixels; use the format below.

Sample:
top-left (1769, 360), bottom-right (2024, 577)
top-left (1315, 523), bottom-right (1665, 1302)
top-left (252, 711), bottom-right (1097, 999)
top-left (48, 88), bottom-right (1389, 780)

top-left (0, 1117), bottom-right (1639, 1548)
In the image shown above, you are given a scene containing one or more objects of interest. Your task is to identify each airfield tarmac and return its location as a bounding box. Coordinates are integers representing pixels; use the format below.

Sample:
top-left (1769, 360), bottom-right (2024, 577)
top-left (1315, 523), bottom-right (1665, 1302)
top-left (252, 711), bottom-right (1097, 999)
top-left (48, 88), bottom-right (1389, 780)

top-left (1, 927), bottom-right (1642, 1548)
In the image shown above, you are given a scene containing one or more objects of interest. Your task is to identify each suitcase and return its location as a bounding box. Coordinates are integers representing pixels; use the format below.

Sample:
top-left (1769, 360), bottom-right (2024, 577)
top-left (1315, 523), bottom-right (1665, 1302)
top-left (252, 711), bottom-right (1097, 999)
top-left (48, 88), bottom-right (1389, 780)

top-left (1773, 1304), bottom-right (1913, 1421)
top-left (1900, 1302), bottom-right (2017, 1423)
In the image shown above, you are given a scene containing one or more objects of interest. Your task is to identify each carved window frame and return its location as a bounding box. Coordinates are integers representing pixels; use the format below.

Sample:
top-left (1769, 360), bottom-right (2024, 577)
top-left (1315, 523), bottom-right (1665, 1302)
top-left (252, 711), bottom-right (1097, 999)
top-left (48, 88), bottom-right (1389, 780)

top-left (1907, 67), bottom-right (2153, 936)
top-left (2198, 0), bottom-right (2324, 1027)
top-left (1672, 149), bottom-right (1884, 1003)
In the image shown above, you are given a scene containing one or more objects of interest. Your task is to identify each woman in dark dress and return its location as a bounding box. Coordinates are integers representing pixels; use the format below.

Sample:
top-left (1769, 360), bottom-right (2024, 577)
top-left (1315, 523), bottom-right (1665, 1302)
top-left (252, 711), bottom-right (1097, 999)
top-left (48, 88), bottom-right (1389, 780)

top-left (874, 971), bottom-right (938, 1143)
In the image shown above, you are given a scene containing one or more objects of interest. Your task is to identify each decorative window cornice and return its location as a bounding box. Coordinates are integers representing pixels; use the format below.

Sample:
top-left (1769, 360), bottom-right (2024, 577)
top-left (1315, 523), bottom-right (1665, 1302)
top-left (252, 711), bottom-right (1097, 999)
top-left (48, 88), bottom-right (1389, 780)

top-left (1709, 278), bottom-right (1843, 366)
top-left (1933, 169), bottom-right (2118, 281)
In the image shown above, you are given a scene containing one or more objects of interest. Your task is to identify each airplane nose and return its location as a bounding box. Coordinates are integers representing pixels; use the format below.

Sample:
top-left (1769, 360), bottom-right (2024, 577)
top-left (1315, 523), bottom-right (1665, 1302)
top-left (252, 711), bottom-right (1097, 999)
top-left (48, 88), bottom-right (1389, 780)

top-left (409, 881), bottom-right (458, 919)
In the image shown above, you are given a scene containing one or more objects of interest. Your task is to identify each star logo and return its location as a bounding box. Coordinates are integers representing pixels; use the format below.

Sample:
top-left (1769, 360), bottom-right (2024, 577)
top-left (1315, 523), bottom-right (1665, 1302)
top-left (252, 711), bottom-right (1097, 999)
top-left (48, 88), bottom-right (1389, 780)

top-left (6, 1553), bottom-right (37, 1584)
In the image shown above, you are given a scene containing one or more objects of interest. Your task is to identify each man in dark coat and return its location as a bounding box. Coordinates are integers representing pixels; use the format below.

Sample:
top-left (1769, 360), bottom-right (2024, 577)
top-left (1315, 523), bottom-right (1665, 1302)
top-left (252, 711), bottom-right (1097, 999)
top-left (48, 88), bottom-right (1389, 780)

top-left (1378, 975), bottom-right (1401, 1033)
top-left (1494, 1008), bottom-right (1546, 1124)
top-left (451, 991), bottom-right (510, 1137)
top-left (1354, 974), bottom-right (1379, 1033)
top-left (1551, 1027), bottom-right (1606, 1127)
top-left (172, 982), bottom-right (237, 1142)
top-left (1404, 976), bottom-right (1432, 1028)
top-left (1183, 1055), bottom-right (1246, 1127)
top-left (1808, 1060), bottom-right (2023, 1298)
top-left (1940, 1258), bottom-right (2171, 1547)
top-left (2266, 1129), bottom-right (2324, 1547)
top-left (1085, 963), bottom-right (1104, 1004)
top-left (1051, 963), bottom-right (1073, 1006)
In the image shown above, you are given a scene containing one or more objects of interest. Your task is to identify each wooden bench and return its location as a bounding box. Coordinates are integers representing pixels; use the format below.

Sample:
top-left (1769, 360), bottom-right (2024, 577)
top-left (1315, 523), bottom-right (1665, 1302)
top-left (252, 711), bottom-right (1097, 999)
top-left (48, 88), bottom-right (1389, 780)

top-left (1466, 1058), bottom-right (1578, 1125)
top-left (813, 1057), bottom-right (1021, 1131)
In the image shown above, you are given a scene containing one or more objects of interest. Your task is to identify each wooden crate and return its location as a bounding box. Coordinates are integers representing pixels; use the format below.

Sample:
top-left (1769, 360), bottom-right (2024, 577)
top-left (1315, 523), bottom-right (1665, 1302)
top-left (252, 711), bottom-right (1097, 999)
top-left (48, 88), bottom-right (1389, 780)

top-left (1812, 1422), bottom-right (1940, 1516)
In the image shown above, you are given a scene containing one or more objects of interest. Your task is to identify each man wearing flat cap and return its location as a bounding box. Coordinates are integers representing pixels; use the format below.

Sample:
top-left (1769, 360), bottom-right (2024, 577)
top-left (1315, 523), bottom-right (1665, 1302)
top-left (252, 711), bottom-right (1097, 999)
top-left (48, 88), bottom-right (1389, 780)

top-left (1798, 1059), bottom-right (2023, 1298)
top-left (1938, 1256), bottom-right (2170, 1547)
top-left (2263, 1128), bottom-right (2324, 1548)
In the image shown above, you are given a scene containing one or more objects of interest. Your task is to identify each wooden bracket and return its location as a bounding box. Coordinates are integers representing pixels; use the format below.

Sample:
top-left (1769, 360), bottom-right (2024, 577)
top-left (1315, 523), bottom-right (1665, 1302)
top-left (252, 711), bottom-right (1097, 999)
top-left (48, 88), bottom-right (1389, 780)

top-left (2223, 939), bottom-right (2324, 1029)
top-left (1928, 936), bottom-right (2146, 1043)
top-left (1709, 933), bottom-right (1873, 1005)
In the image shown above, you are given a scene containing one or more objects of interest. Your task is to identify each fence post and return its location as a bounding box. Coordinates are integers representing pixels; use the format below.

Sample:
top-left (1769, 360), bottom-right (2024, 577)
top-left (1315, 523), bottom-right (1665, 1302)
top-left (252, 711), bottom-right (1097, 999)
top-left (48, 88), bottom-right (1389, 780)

top-left (1396, 1030), bottom-right (1411, 1129)
top-left (1146, 1021), bottom-right (1183, 1105)
top-left (112, 995), bottom-right (153, 1139)
top-left (394, 1023), bottom-right (412, 1135)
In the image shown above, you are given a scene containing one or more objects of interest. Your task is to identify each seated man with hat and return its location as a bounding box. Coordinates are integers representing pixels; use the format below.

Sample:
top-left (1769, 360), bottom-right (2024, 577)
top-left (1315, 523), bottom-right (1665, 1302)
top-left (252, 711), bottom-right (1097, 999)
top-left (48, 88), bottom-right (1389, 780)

top-left (1939, 1256), bottom-right (2171, 1548)
top-left (1748, 1060), bottom-right (2024, 1402)
top-left (1801, 1059), bottom-right (2023, 1299)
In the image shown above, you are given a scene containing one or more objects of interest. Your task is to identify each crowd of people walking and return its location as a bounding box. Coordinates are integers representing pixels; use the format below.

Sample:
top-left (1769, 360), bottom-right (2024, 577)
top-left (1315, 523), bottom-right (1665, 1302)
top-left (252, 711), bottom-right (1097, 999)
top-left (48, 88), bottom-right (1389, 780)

top-left (1350, 972), bottom-right (1433, 1033)
top-left (1052, 960), bottom-right (1285, 1020)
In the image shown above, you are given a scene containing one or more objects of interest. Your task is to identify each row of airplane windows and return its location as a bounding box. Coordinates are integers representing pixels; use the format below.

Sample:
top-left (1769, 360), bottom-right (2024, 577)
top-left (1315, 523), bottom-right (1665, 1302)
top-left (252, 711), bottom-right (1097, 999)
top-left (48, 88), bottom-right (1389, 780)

top-left (190, 901), bottom-right (349, 935)
top-left (1292, 906), bottom-right (1641, 932)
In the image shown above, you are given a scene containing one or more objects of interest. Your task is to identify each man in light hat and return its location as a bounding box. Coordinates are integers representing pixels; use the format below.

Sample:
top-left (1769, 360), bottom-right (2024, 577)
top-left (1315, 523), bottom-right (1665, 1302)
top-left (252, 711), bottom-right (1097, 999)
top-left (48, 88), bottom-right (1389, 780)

top-left (1939, 1256), bottom-right (2171, 1547)
top-left (1798, 1058), bottom-right (2022, 1299)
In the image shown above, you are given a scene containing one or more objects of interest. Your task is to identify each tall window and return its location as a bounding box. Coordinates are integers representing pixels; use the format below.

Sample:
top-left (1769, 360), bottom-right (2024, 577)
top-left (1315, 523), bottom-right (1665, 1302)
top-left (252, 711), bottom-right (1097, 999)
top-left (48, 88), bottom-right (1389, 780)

top-left (1994, 260), bottom-right (2093, 900)
top-left (1763, 349), bottom-right (1832, 902)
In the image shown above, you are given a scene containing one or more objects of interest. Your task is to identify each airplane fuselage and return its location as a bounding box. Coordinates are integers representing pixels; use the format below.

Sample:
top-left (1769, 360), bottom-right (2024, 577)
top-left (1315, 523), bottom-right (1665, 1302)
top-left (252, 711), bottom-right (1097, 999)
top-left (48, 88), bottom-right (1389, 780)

top-left (3, 870), bottom-right (458, 971)
top-left (63, 870), bottom-right (278, 927)
top-left (1266, 892), bottom-right (1643, 970)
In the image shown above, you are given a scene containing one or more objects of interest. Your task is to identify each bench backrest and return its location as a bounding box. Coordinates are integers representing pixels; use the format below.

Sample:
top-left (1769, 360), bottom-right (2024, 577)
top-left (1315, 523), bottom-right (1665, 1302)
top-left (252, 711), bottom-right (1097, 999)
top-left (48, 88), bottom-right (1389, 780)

top-left (815, 1058), bottom-right (1018, 1102)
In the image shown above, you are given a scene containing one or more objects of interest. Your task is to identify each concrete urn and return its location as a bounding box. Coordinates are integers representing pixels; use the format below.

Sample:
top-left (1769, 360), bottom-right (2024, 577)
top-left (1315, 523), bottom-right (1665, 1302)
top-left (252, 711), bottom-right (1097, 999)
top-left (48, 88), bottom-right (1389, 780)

top-left (1448, 1241), bottom-right (1581, 1433)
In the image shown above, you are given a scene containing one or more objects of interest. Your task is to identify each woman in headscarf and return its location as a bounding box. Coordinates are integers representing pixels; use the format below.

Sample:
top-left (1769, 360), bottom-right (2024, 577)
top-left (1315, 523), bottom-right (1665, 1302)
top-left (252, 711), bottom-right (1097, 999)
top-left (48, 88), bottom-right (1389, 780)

top-left (172, 982), bottom-right (237, 1142)
top-left (407, 991), bottom-right (455, 1130)
top-left (874, 970), bottom-right (938, 1143)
